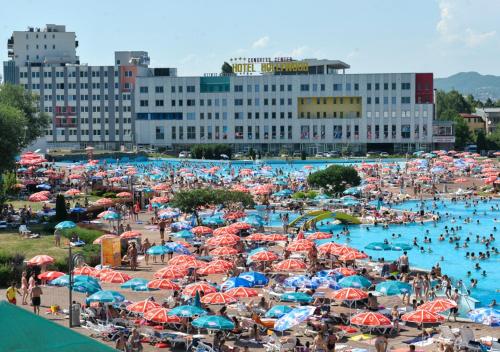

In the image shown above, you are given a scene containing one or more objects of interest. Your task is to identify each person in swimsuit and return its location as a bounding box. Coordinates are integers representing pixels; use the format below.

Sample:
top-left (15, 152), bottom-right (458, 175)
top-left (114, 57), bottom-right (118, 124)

top-left (21, 271), bottom-right (29, 305)
top-left (374, 334), bottom-right (388, 352)
top-left (30, 281), bottom-right (43, 315)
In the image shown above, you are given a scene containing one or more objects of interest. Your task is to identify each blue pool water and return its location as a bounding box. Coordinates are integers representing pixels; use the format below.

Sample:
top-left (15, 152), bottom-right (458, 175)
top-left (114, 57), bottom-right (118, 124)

top-left (318, 199), bottom-right (500, 307)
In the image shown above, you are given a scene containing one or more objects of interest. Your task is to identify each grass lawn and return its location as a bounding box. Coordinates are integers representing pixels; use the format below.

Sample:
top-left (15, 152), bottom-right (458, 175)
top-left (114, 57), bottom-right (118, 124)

top-left (7, 200), bottom-right (45, 212)
top-left (0, 231), bottom-right (69, 261)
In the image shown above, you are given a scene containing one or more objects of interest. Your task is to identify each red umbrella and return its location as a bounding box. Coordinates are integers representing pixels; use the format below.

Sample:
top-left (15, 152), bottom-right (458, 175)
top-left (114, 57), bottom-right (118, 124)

top-left (401, 309), bottom-right (445, 324)
top-left (27, 255), bottom-right (54, 266)
top-left (116, 192), bottom-right (132, 198)
top-left (273, 259), bottom-right (307, 272)
top-left (200, 292), bottom-right (236, 305)
top-left (65, 189), bottom-right (82, 196)
top-left (209, 247), bottom-right (239, 256)
top-left (339, 250), bottom-right (369, 261)
top-left (101, 271), bottom-right (132, 284)
top-left (334, 267), bottom-right (357, 277)
top-left (213, 227), bottom-right (239, 236)
top-left (328, 288), bottom-right (368, 301)
top-left (192, 226), bottom-right (213, 235)
top-left (95, 198), bottom-right (114, 207)
top-left (223, 211), bottom-right (246, 220)
top-left (230, 222), bottom-right (252, 230)
top-left (29, 193), bottom-right (49, 202)
top-left (225, 287), bottom-right (259, 298)
top-left (263, 234), bottom-right (288, 242)
top-left (154, 266), bottom-right (188, 279)
top-left (152, 184), bottom-right (170, 191)
top-left (197, 264), bottom-right (229, 275)
top-left (38, 271), bottom-right (64, 281)
top-left (182, 282), bottom-right (217, 297)
top-left (126, 299), bottom-right (161, 313)
top-left (168, 255), bottom-right (196, 266)
top-left (179, 259), bottom-right (207, 269)
top-left (206, 235), bottom-right (239, 247)
top-left (92, 267), bottom-right (113, 278)
top-left (245, 233), bottom-right (266, 241)
top-left (210, 259), bottom-right (234, 270)
top-left (144, 308), bottom-right (182, 323)
top-left (418, 298), bottom-right (457, 313)
top-left (307, 232), bottom-right (332, 240)
top-left (73, 266), bottom-right (95, 276)
top-left (147, 279), bottom-right (180, 291)
top-left (317, 242), bottom-right (343, 254)
top-left (120, 230), bottom-right (142, 239)
top-left (350, 312), bottom-right (392, 327)
top-left (151, 196), bottom-right (169, 204)
top-left (337, 325), bottom-right (358, 334)
top-left (286, 239), bottom-right (314, 252)
top-left (250, 250), bottom-right (279, 262)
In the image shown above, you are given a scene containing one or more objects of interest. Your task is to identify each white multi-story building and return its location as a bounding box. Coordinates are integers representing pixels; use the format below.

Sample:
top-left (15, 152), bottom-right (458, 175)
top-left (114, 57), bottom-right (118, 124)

top-left (3, 25), bottom-right (150, 150)
top-left (135, 59), bottom-right (435, 154)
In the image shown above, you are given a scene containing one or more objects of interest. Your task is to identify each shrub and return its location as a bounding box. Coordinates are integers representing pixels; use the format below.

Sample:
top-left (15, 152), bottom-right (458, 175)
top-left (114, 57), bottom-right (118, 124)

top-left (80, 244), bottom-right (101, 267)
top-left (190, 144), bottom-right (232, 160)
top-left (308, 165), bottom-right (361, 194)
top-left (102, 192), bottom-right (116, 198)
top-left (0, 264), bottom-right (13, 288)
top-left (50, 258), bottom-right (68, 272)
top-left (292, 191), bottom-right (306, 199)
top-left (305, 190), bottom-right (318, 199)
top-left (54, 194), bottom-right (68, 222)
top-left (61, 226), bottom-right (103, 245)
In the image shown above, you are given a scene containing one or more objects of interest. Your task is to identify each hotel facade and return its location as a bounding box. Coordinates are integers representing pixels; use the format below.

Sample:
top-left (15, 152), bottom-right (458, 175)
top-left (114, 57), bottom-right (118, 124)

top-left (4, 25), bottom-right (437, 154)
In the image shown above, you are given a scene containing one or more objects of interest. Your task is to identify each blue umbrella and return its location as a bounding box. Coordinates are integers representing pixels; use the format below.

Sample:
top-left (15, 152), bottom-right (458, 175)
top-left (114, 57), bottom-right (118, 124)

top-left (147, 245), bottom-right (169, 255)
top-left (72, 282), bottom-right (101, 294)
top-left (172, 230), bottom-right (194, 239)
top-left (274, 306), bottom-right (315, 331)
top-left (49, 275), bottom-right (99, 287)
top-left (164, 242), bottom-right (191, 254)
top-left (238, 271), bottom-right (269, 286)
top-left (375, 281), bottom-right (412, 296)
top-left (102, 212), bottom-right (121, 220)
top-left (132, 284), bottom-right (158, 292)
top-left (316, 269), bottom-right (343, 280)
top-left (265, 305), bottom-right (293, 318)
top-left (192, 315), bottom-right (235, 330)
top-left (171, 221), bottom-right (192, 231)
top-left (280, 292), bottom-right (313, 303)
top-left (86, 290), bottom-right (125, 304)
top-left (70, 207), bottom-right (86, 214)
top-left (55, 221), bottom-right (77, 230)
top-left (36, 184), bottom-right (51, 190)
top-left (338, 275), bottom-right (371, 289)
top-left (220, 277), bottom-right (253, 291)
top-left (167, 305), bottom-right (207, 317)
top-left (120, 278), bottom-right (149, 289)
top-left (468, 308), bottom-right (500, 326)
top-left (202, 217), bottom-right (224, 226)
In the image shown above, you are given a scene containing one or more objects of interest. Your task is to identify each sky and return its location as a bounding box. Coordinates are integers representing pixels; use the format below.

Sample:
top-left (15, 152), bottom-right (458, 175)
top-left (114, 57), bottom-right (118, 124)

top-left (1, 0), bottom-right (499, 78)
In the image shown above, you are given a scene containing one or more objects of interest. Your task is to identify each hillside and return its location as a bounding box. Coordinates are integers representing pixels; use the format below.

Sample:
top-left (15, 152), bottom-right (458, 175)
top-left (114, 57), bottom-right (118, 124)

top-left (435, 72), bottom-right (500, 101)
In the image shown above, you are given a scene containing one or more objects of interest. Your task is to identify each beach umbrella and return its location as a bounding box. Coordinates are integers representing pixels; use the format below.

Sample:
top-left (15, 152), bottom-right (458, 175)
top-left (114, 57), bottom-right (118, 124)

top-left (116, 192), bottom-right (132, 198)
top-left (206, 235), bottom-right (239, 247)
top-left (334, 267), bottom-right (357, 277)
top-left (168, 305), bottom-right (207, 318)
top-left (401, 310), bottom-right (445, 324)
top-left (164, 242), bottom-right (192, 255)
top-left (467, 308), bottom-right (500, 326)
top-left (71, 281), bottom-right (102, 294)
top-left (168, 255), bottom-right (196, 266)
top-left (120, 230), bottom-right (142, 239)
top-left (200, 292), bottom-right (237, 305)
top-left (286, 240), bottom-right (314, 252)
top-left (339, 250), bottom-right (368, 261)
top-left (364, 242), bottom-right (391, 251)
top-left (328, 288), bottom-right (368, 301)
top-left (70, 207), bottom-right (86, 214)
top-left (126, 299), bottom-right (161, 313)
top-left (220, 277), bottom-right (253, 291)
top-left (280, 292), bottom-right (313, 303)
top-left (147, 279), bottom-right (180, 291)
top-left (213, 226), bottom-right (239, 236)
top-left (55, 221), bottom-right (77, 230)
top-left (192, 315), bottom-right (235, 330)
top-left (132, 285), bottom-right (157, 292)
top-left (307, 232), bottom-right (332, 240)
top-left (102, 212), bottom-right (121, 221)
top-left (263, 234), bottom-right (288, 242)
top-left (273, 259), bottom-right (307, 272)
top-left (375, 281), bottom-right (412, 296)
top-left (249, 250), bottom-right (279, 262)
top-left (121, 278), bottom-right (149, 290)
top-left (274, 306), bottom-right (315, 332)
top-left (27, 255), bottom-right (54, 266)
top-left (172, 230), bottom-right (194, 239)
top-left (265, 305), bottom-right (293, 318)
top-left (95, 198), bottom-right (114, 207)
top-left (65, 189), bottom-right (82, 196)
top-left (210, 247), bottom-right (239, 256)
top-left (419, 298), bottom-right (457, 313)
top-left (38, 271), bottom-right (64, 281)
top-left (147, 245), bottom-right (170, 256)
top-left (86, 290), bottom-right (125, 304)
top-left (338, 275), bottom-right (371, 289)
top-left (182, 282), bottom-right (217, 297)
top-left (154, 266), bottom-right (189, 279)
top-left (238, 271), bottom-right (269, 286)
top-left (100, 271), bottom-right (132, 284)
top-left (242, 216), bottom-right (264, 227)
top-left (245, 233), bottom-right (267, 241)
top-left (144, 308), bottom-right (182, 323)
top-left (73, 265), bottom-right (95, 276)
top-left (197, 264), bottom-right (229, 275)
top-left (192, 226), bottom-right (213, 235)
top-left (350, 312), bottom-right (392, 327)
top-left (225, 286), bottom-right (258, 298)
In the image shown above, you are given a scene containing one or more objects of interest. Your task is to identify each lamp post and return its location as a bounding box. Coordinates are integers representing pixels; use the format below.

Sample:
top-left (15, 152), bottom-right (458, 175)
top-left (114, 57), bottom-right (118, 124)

top-left (68, 245), bottom-right (84, 328)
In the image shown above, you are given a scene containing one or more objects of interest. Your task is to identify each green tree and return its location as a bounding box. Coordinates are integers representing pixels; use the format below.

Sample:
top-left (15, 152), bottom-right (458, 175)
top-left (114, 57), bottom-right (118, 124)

top-left (475, 130), bottom-right (488, 152)
top-left (436, 90), bottom-right (472, 118)
top-left (248, 148), bottom-right (256, 161)
top-left (0, 84), bottom-right (49, 173)
top-left (307, 165), bottom-right (361, 194)
top-left (54, 194), bottom-right (68, 222)
top-left (453, 116), bottom-right (472, 150)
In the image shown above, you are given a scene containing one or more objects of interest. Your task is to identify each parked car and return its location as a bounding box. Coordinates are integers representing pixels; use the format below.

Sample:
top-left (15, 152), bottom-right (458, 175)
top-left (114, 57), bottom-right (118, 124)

top-left (178, 151), bottom-right (190, 158)
top-left (293, 151), bottom-right (302, 157)
top-left (379, 152), bottom-right (389, 157)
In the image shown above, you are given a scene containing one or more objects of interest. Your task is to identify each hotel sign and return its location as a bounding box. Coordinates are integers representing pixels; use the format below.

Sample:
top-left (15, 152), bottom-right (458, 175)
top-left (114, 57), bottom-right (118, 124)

top-left (230, 57), bottom-right (308, 74)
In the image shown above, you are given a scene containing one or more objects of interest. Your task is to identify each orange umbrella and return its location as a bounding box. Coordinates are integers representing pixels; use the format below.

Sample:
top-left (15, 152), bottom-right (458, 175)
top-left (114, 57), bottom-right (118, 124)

top-left (339, 250), bottom-right (369, 261)
top-left (418, 298), bottom-right (457, 313)
top-left (151, 196), bottom-right (169, 204)
top-left (286, 239), bottom-right (314, 252)
top-left (27, 255), bottom-right (54, 266)
top-left (213, 226), bottom-right (239, 236)
top-left (101, 271), bottom-right (132, 284)
top-left (200, 292), bottom-right (236, 305)
top-left (29, 193), bottom-right (49, 202)
top-left (38, 271), bottom-right (64, 281)
top-left (206, 235), bottom-right (239, 247)
top-left (147, 279), bottom-right (181, 291)
top-left (328, 288), bottom-right (368, 301)
top-left (179, 259), bottom-right (207, 269)
top-left (168, 255), bottom-right (196, 266)
top-left (153, 184), bottom-right (170, 191)
top-left (197, 264), bottom-right (229, 275)
top-left (334, 267), bottom-right (357, 277)
top-left (273, 259), bottom-right (307, 272)
top-left (350, 312), bottom-right (392, 327)
top-left (230, 222), bottom-right (252, 230)
top-left (401, 309), bottom-right (445, 323)
top-left (225, 287), bottom-right (259, 298)
top-left (210, 259), bottom-right (234, 270)
top-left (245, 233), bottom-right (266, 241)
top-left (116, 192), bottom-right (132, 198)
top-left (126, 299), bottom-right (161, 313)
top-left (65, 189), bottom-right (82, 196)
top-left (154, 266), bottom-right (188, 279)
top-left (144, 308), bottom-right (182, 323)
top-left (120, 230), bottom-right (142, 239)
top-left (307, 232), bottom-right (332, 240)
top-left (192, 226), bottom-right (213, 235)
top-left (263, 234), bottom-right (288, 242)
top-left (73, 266), bottom-right (95, 276)
top-left (182, 282), bottom-right (217, 297)
top-left (249, 250), bottom-right (279, 262)
top-left (209, 247), bottom-right (239, 256)
top-left (95, 198), bottom-right (114, 207)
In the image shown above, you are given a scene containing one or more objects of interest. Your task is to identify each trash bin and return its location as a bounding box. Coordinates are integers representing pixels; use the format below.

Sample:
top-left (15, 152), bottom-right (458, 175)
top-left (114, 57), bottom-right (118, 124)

top-left (70, 303), bottom-right (81, 327)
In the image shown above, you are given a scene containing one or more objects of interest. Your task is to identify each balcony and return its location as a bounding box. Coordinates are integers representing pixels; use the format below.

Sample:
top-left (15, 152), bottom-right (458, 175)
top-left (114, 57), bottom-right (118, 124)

top-left (7, 37), bottom-right (13, 49)
top-left (8, 50), bottom-right (14, 57)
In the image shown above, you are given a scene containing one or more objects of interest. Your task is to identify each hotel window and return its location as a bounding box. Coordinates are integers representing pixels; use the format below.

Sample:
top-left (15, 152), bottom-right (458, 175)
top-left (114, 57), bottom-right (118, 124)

top-left (215, 126), bottom-right (220, 139)
top-left (391, 83), bottom-right (396, 90)
top-left (235, 126), bottom-right (243, 139)
top-left (207, 99), bottom-right (212, 106)
top-left (346, 83), bottom-right (351, 91)
top-left (223, 112), bottom-right (228, 120)
top-left (375, 83), bottom-right (380, 90)
top-left (280, 98), bottom-right (285, 106)
top-left (320, 84), bottom-right (325, 91)
top-left (207, 126), bottom-right (212, 140)
top-left (401, 97), bottom-right (411, 104)
top-left (264, 126), bottom-right (269, 139)
top-left (140, 100), bottom-right (148, 107)
top-left (272, 112), bottom-right (277, 119)
top-left (200, 113), bottom-right (204, 120)
top-left (367, 97), bottom-right (372, 104)
top-left (235, 112), bottom-right (243, 119)
top-left (155, 86), bottom-right (164, 93)
top-left (272, 126), bottom-right (277, 139)
top-left (215, 99), bottom-right (220, 106)
top-left (255, 126), bottom-right (260, 139)
top-left (346, 125), bottom-right (351, 139)
top-left (155, 126), bottom-right (164, 140)
top-left (280, 112), bottom-right (285, 119)
top-left (255, 84), bottom-right (260, 92)
top-left (187, 112), bottom-right (195, 120)
top-left (401, 83), bottom-right (411, 90)
top-left (255, 112), bottom-right (260, 119)
top-left (401, 124), bottom-right (410, 138)
top-left (264, 85), bottom-right (268, 92)
top-left (367, 83), bottom-right (372, 90)
top-left (247, 99), bottom-right (252, 106)
top-left (300, 84), bottom-right (309, 91)
top-left (367, 111), bottom-right (372, 118)
top-left (384, 83), bottom-right (388, 90)
top-left (155, 99), bottom-right (164, 107)
top-left (280, 126), bottom-right (285, 139)
top-left (247, 84), bottom-right (252, 92)
top-left (333, 84), bottom-right (342, 91)
top-left (178, 86), bottom-right (183, 93)
top-left (375, 97), bottom-right (380, 104)
top-left (414, 124), bottom-right (419, 138)
top-left (272, 99), bottom-right (276, 105)
top-left (247, 112), bottom-right (252, 119)
top-left (312, 84), bottom-right (318, 92)
top-left (247, 126), bottom-right (253, 140)
top-left (354, 83), bottom-right (359, 91)
top-left (215, 112), bottom-right (220, 120)
top-left (171, 126), bottom-right (176, 140)
top-left (334, 125), bottom-right (342, 139)
top-left (187, 126), bottom-right (196, 139)
top-left (139, 86), bottom-right (148, 93)
top-left (179, 126), bottom-right (184, 139)
top-left (255, 98), bottom-right (260, 106)
top-left (222, 99), bottom-right (227, 106)
top-left (288, 98), bottom-right (292, 105)
top-left (178, 100), bottom-right (183, 106)
top-left (288, 126), bottom-right (292, 139)
top-left (391, 97), bottom-right (397, 104)
top-left (367, 125), bottom-right (372, 140)
top-left (272, 84), bottom-right (276, 92)
top-left (280, 84), bottom-right (285, 92)
top-left (234, 85), bottom-right (243, 92)
top-left (187, 85), bottom-right (195, 93)
top-left (200, 126), bottom-right (205, 140)
top-left (223, 126), bottom-right (228, 139)
top-left (392, 111), bottom-right (396, 118)
top-left (234, 99), bottom-right (243, 106)
top-left (200, 99), bottom-right (204, 106)
top-left (264, 112), bottom-right (269, 119)
top-left (208, 113), bottom-right (212, 120)
top-left (375, 125), bottom-right (380, 139)
top-left (300, 126), bottom-right (309, 139)
top-left (287, 84), bottom-right (292, 91)
top-left (383, 97), bottom-right (389, 105)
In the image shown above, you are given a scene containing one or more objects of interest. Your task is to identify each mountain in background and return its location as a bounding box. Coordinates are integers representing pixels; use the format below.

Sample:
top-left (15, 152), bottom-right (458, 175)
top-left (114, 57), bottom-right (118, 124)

top-left (435, 72), bottom-right (500, 101)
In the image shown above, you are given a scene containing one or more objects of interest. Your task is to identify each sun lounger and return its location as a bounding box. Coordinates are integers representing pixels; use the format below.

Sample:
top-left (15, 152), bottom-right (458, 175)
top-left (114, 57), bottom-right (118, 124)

top-left (436, 325), bottom-right (456, 345)
top-left (456, 327), bottom-right (482, 352)
top-left (18, 224), bottom-right (31, 237)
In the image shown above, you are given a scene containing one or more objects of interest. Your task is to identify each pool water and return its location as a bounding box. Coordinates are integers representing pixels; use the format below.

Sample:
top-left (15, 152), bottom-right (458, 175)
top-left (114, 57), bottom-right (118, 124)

top-left (319, 199), bottom-right (500, 307)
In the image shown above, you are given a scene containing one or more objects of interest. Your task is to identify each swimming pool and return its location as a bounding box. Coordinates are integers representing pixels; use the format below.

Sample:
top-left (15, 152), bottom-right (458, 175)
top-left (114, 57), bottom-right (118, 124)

top-left (319, 199), bottom-right (500, 308)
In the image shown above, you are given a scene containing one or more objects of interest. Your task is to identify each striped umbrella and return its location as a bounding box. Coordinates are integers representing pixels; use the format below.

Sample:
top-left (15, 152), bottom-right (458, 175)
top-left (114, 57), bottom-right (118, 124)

top-left (286, 240), bottom-right (314, 252)
top-left (197, 264), bottom-right (229, 275)
top-left (144, 308), bottom-right (182, 323)
top-left (100, 271), bottom-right (132, 284)
top-left (273, 259), bottom-right (307, 272)
top-left (182, 282), bottom-right (217, 297)
top-left (27, 255), bottom-right (54, 266)
top-left (206, 235), bottom-right (239, 247)
top-left (120, 230), bottom-right (142, 239)
top-left (147, 279), bottom-right (180, 291)
top-left (168, 255), bottom-right (196, 266)
top-left (73, 266), bottom-right (95, 276)
top-left (210, 247), bottom-right (239, 256)
top-left (126, 299), bottom-right (161, 313)
top-left (200, 292), bottom-right (236, 305)
top-left (274, 306), bottom-right (315, 331)
top-left (154, 266), bottom-right (188, 279)
top-left (225, 287), bottom-right (258, 298)
top-left (401, 309), bottom-right (445, 323)
top-left (191, 226), bottom-right (213, 235)
top-left (350, 312), bottom-right (392, 327)
top-left (263, 234), bottom-right (288, 242)
top-left (249, 250), bottom-right (279, 262)
top-left (38, 271), bottom-right (64, 281)
top-left (328, 288), bottom-right (368, 301)
top-left (418, 298), bottom-right (457, 313)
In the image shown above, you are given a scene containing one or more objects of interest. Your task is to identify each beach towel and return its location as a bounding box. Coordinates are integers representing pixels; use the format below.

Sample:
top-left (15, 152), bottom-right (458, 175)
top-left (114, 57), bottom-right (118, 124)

top-left (349, 334), bottom-right (375, 341)
top-left (403, 334), bottom-right (435, 345)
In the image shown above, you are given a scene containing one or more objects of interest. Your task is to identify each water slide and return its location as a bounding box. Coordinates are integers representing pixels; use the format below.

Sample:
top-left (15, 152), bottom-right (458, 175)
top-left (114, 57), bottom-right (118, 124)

top-left (289, 210), bottom-right (333, 229)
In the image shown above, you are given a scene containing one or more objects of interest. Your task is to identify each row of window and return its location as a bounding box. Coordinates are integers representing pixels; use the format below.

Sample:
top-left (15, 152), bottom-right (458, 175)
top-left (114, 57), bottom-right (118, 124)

top-left (43, 105), bottom-right (132, 113)
top-left (21, 70), bottom-right (118, 78)
top-left (157, 124), bottom-right (428, 141)
top-left (25, 82), bottom-right (121, 90)
top-left (47, 129), bottom-right (132, 136)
